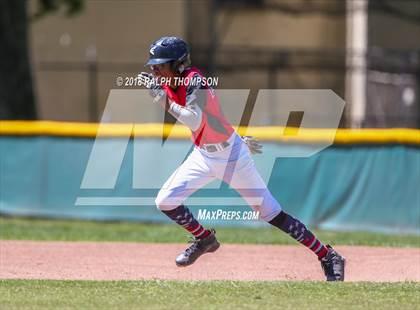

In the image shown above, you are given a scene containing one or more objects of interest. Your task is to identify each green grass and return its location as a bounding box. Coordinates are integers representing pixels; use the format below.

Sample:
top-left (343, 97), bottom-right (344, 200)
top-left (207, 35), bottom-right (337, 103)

top-left (1, 216), bottom-right (419, 247)
top-left (1, 280), bottom-right (419, 310)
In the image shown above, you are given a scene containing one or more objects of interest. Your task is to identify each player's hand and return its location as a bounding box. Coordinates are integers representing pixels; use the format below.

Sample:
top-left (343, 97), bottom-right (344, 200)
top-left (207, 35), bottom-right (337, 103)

top-left (138, 72), bottom-right (165, 102)
top-left (242, 136), bottom-right (263, 154)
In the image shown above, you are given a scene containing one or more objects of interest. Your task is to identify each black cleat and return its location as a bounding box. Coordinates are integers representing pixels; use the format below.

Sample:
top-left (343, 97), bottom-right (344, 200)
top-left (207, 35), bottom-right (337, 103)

top-left (320, 245), bottom-right (346, 281)
top-left (175, 229), bottom-right (220, 267)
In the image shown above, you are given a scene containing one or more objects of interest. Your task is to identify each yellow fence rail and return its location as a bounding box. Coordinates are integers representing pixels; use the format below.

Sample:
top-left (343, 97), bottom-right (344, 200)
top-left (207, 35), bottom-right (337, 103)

top-left (1, 120), bottom-right (419, 145)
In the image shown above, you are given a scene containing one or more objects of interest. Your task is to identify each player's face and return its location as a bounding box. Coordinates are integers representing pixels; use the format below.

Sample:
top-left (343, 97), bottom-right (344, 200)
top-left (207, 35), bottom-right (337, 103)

top-left (150, 63), bottom-right (174, 79)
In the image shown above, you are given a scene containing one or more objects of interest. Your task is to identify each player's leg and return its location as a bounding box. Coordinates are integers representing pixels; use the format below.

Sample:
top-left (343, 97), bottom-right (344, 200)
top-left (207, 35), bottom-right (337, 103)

top-left (226, 157), bottom-right (329, 261)
top-left (269, 211), bottom-right (345, 281)
top-left (156, 147), bottom-right (214, 239)
top-left (214, 135), bottom-right (282, 221)
top-left (155, 148), bottom-right (220, 266)
top-left (228, 162), bottom-right (345, 281)
top-left (219, 136), bottom-right (345, 280)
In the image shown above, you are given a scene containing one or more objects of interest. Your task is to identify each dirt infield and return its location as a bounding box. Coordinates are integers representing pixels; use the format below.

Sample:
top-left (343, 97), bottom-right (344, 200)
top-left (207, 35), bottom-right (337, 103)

top-left (1, 240), bottom-right (419, 282)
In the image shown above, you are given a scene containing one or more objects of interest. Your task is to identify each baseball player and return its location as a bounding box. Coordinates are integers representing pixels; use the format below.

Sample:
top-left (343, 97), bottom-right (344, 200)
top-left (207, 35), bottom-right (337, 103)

top-left (139, 36), bottom-right (345, 281)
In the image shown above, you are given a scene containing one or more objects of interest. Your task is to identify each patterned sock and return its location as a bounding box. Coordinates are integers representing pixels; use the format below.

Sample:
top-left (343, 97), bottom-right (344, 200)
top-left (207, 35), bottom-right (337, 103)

top-left (162, 205), bottom-right (211, 239)
top-left (269, 211), bottom-right (328, 259)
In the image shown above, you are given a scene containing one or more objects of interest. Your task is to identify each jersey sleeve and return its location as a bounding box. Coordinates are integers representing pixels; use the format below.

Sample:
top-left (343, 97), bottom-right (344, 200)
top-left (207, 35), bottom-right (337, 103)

top-left (163, 73), bottom-right (207, 132)
top-left (185, 73), bottom-right (207, 110)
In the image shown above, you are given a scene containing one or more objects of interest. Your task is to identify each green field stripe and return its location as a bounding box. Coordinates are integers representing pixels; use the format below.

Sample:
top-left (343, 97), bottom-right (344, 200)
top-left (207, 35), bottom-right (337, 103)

top-left (1, 217), bottom-right (419, 247)
top-left (1, 280), bottom-right (419, 310)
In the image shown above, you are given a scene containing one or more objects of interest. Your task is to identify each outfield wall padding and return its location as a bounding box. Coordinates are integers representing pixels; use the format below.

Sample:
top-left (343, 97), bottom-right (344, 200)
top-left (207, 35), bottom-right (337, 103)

top-left (1, 135), bottom-right (419, 234)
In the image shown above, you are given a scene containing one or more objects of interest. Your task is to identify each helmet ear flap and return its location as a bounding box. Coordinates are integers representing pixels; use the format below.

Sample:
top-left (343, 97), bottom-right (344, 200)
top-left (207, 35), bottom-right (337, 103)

top-left (171, 53), bottom-right (190, 73)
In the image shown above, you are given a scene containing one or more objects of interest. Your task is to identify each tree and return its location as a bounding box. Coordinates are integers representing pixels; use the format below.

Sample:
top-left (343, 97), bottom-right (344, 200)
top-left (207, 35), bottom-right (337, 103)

top-left (0, 0), bottom-right (83, 120)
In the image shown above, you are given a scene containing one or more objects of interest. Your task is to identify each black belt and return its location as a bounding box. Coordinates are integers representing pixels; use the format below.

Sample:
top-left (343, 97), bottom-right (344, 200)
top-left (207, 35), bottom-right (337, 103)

top-left (201, 141), bottom-right (230, 153)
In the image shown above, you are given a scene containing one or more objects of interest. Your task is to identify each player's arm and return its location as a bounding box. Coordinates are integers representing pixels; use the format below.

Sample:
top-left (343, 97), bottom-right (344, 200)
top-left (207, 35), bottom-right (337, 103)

top-left (166, 99), bottom-right (202, 131)
top-left (166, 74), bottom-right (206, 131)
top-left (140, 72), bottom-right (205, 131)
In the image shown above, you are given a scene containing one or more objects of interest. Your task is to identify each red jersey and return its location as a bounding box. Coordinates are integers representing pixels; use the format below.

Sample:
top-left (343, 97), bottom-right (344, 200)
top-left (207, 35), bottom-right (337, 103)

top-left (162, 67), bottom-right (234, 146)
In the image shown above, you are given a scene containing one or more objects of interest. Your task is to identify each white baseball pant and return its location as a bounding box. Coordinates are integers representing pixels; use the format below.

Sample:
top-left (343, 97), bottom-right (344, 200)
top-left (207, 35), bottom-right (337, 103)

top-left (155, 132), bottom-right (282, 221)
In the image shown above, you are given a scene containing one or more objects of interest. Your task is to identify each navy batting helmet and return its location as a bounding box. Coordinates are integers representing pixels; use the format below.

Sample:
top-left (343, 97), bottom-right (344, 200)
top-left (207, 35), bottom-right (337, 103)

top-left (146, 36), bottom-right (190, 67)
